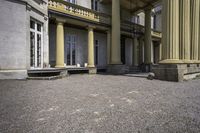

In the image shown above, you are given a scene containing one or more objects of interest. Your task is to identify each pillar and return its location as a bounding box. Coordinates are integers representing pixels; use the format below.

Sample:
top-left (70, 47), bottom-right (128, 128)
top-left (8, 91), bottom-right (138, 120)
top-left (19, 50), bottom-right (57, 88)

top-left (107, 30), bottom-right (111, 65)
top-left (159, 42), bottom-right (162, 61)
top-left (55, 21), bottom-right (65, 68)
top-left (160, 0), bottom-right (180, 63)
top-left (144, 8), bottom-right (152, 64)
top-left (110, 0), bottom-right (121, 64)
top-left (133, 37), bottom-right (139, 66)
top-left (179, 0), bottom-right (191, 61)
top-left (139, 38), bottom-right (144, 65)
top-left (87, 26), bottom-right (95, 68)
top-left (191, 0), bottom-right (199, 61)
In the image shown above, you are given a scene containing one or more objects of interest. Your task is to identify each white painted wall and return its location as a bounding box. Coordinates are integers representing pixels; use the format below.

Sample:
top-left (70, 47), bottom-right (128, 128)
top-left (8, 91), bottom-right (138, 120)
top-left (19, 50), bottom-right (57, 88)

top-left (0, 0), bottom-right (48, 79)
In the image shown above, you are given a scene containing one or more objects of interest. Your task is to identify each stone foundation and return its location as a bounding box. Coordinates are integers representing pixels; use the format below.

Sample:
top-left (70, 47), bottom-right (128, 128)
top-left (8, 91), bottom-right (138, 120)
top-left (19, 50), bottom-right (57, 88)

top-left (0, 70), bottom-right (27, 80)
top-left (152, 64), bottom-right (200, 82)
top-left (107, 65), bottom-right (129, 74)
top-left (88, 67), bottom-right (97, 74)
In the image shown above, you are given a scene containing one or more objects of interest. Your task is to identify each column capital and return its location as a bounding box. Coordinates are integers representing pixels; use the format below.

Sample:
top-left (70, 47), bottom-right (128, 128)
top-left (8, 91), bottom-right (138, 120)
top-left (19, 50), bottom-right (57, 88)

top-left (56, 18), bottom-right (66, 24)
top-left (144, 6), bottom-right (153, 12)
top-left (87, 25), bottom-right (95, 30)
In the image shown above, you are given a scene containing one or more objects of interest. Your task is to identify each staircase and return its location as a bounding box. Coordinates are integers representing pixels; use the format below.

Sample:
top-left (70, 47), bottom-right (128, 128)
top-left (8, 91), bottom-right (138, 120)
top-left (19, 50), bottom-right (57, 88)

top-left (129, 66), bottom-right (142, 73)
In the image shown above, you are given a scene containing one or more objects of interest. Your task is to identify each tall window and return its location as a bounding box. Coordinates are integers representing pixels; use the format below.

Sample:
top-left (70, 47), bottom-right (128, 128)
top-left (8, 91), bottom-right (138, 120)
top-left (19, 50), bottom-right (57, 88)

top-left (153, 15), bottom-right (157, 29)
top-left (66, 35), bottom-right (76, 66)
top-left (91, 0), bottom-right (99, 11)
top-left (30, 19), bottom-right (43, 68)
top-left (95, 40), bottom-right (99, 65)
top-left (133, 15), bottom-right (140, 24)
top-left (65, 0), bottom-right (76, 4)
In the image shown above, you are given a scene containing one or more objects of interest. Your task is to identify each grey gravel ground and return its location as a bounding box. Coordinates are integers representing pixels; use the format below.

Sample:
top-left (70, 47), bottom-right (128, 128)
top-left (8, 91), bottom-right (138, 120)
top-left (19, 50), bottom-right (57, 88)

top-left (0, 74), bottom-right (200, 133)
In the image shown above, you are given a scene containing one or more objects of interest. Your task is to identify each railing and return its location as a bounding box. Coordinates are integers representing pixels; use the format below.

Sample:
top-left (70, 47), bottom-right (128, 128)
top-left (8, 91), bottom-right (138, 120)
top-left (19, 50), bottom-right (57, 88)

top-left (48, 0), bottom-right (162, 37)
top-left (121, 21), bottom-right (162, 38)
top-left (48, 0), bottom-right (111, 24)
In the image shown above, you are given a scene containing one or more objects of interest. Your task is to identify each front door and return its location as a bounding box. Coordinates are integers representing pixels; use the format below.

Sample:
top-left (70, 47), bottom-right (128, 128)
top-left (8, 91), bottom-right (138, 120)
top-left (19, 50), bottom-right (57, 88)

top-left (30, 19), bottom-right (43, 68)
top-left (65, 35), bottom-right (76, 66)
top-left (121, 36), bottom-right (126, 64)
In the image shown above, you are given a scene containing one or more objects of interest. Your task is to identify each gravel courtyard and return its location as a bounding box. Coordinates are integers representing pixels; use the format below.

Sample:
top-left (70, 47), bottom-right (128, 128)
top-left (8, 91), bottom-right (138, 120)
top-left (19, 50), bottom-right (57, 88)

top-left (0, 74), bottom-right (200, 133)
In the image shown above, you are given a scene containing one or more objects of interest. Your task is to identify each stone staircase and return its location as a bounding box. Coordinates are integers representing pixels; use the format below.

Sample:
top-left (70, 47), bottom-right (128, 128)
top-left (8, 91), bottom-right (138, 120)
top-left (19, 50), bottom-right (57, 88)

top-left (129, 66), bottom-right (142, 73)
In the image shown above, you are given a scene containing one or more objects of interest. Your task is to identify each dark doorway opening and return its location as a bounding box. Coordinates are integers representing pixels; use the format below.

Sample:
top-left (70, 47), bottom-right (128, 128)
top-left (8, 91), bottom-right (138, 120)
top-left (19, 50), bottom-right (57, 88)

top-left (121, 36), bottom-right (126, 64)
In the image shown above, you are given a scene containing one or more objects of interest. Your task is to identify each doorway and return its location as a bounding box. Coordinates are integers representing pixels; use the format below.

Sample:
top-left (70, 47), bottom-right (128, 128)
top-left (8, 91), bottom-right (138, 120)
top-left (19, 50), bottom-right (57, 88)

top-left (65, 35), bottom-right (76, 66)
top-left (121, 36), bottom-right (126, 64)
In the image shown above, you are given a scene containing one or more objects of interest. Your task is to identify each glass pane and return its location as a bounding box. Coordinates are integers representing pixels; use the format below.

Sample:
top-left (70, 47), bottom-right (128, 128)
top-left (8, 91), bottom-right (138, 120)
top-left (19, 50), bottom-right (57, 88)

top-left (67, 43), bottom-right (70, 65)
top-left (37, 23), bottom-right (41, 32)
top-left (72, 43), bottom-right (76, 65)
top-left (30, 32), bottom-right (35, 67)
top-left (30, 20), bottom-right (35, 29)
top-left (37, 34), bottom-right (41, 67)
top-left (95, 45), bottom-right (98, 65)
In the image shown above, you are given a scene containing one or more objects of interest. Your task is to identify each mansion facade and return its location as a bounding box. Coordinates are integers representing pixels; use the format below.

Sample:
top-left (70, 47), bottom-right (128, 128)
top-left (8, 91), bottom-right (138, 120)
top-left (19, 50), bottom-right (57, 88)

top-left (0, 0), bottom-right (200, 81)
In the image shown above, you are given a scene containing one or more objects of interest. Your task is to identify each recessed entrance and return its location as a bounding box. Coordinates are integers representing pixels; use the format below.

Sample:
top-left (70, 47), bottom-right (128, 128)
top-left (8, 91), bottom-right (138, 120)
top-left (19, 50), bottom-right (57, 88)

top-left (65, 34), bottom-right (76, 66)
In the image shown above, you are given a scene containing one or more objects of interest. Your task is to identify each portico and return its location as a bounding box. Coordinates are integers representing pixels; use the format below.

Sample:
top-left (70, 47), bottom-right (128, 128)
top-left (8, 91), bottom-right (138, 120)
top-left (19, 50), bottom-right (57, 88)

top-left (153, 0), bottom-right (200, 81)
top-left (48, 0), bottom-right (200, 81)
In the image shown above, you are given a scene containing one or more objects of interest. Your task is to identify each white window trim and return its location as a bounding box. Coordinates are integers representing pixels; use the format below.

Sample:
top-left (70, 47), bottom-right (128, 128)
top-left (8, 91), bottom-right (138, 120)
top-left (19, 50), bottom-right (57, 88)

top-left (30, 19), bottom-right (44, 69)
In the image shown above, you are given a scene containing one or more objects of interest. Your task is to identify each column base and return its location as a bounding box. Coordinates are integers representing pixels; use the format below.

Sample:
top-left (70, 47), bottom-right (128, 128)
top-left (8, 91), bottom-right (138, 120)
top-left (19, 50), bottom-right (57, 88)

top-left (152, 64), bottom-right (200, 82)
top-left (88, 67), bottom-right (97, 74)
top-left (107, 65), bottom-right (129, 74)
top-left (55, 65), bottom-right (65, 68)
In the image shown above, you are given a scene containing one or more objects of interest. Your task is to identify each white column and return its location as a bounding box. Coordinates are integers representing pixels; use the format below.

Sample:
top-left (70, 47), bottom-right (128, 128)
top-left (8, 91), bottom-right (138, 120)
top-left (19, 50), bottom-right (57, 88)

top-left (180, 0), bottom-right (191, 61)
top-left (110, 0), bottom-right (121, 64)
top-left (191, 0), bottom-right (199, 61)
top-left (87, 26), bottom-right (95, 68)
top-left (107, 30), bottom-right (111, 65)
top-left (133, 37), bottom-right (139, 66)
top-left (55, 21), bottom-right (65, 68)
top-left (160, 0), bottom-right (180, 63)
top-left (144, 8), bottom-right (152, 64)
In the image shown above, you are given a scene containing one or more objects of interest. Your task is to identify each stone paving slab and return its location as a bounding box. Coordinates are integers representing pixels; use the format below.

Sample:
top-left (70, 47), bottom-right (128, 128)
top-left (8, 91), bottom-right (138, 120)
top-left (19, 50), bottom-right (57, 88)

top-left (0, 75), bottom-right (200, 133)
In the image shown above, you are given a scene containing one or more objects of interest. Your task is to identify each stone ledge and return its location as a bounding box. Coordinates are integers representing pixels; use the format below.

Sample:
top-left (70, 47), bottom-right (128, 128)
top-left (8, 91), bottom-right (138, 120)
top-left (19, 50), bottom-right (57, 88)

top-left (0, 70), bottom-right (27, 80)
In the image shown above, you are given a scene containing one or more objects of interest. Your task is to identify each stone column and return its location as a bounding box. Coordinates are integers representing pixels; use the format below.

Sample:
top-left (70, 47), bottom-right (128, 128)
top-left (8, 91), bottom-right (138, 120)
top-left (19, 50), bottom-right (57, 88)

top-left (179, 0), bottom-right (191, 61)
top-left (110, 0), bottom-right (121, 64)
top-left (55, 21), bottom-right (65, 68)
top-left (139, 38), bottom-right (144, 65)
top-left (191, 0), bottom-right (199, 61)
top-left (87, 26), bottom-right (95, 68)
top-left (107, 30), bottom-right (111, 65)
top-left (159, 42), bottom-right (162, 61)
top-left (160, 0), bottom-right (180, 63)
top-left (144, 8), bottom-right (152, 64)
top-left (133, 37), bottom-right (139, 66)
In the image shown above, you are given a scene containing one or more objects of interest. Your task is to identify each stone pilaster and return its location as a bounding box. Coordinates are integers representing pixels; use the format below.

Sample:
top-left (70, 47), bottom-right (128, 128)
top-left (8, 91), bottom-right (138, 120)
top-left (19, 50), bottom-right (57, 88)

top-left (160, 0), bottom-right (180, 63)
top-left (144, 8), bottom-right (152, 64)
top-left (87, 26), bottom-right (95, 68)
top-left (159, 42), bottom-right (162, 61)
top-left (191, 0), bottom-right (200, 61)
top-left (107, 30), bottom-right (111, 65)
top-left (133, 37), bottom-right (139, 66)
top-left (55, 21), bottom-right (65, 68)
top-left (139, 38), bottom-right (144, 65)
top-left (110, 0), bottom-right (121, 64)
top-left (179, 0), bottom-right (191, 61)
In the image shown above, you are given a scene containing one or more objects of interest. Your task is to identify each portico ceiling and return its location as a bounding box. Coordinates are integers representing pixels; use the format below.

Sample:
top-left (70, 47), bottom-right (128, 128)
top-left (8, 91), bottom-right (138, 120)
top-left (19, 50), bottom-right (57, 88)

top-left (100, 0), bottom-right (161, 13)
